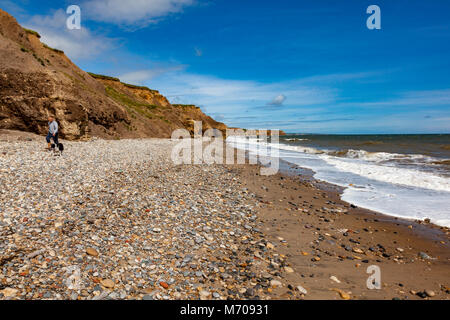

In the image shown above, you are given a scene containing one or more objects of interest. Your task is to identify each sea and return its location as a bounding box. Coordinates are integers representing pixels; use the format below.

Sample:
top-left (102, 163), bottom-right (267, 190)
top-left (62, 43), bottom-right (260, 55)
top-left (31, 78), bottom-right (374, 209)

top-left (227, 134), bottom-right (450, 227)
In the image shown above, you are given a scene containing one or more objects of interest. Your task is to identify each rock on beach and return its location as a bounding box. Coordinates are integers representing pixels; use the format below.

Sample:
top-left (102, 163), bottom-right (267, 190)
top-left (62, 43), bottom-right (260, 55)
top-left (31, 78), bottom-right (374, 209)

top-left (0, 138), bottom-right (293, 300)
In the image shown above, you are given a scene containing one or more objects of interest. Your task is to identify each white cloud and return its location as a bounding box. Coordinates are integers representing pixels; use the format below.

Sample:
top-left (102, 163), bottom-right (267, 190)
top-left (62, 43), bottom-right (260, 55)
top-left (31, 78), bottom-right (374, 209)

top-left (119, 65), bottom-right (185, 84)
top-left (298, 71), bottom-right (386, 84)
top-left (133, 69), bottom-right (337, 122)
top-left (0, 0), bottom-right (26, 15)
top-left (25, 10), bottom-right (114, 60)
top-left (139, 69), bottom-right (449, 132)
top-left (393, 89), bottom-right (450, 106)
top-left (82, 0), bottom-right (196, 26)
top-left (350, 89), bottom-right (450, 108)
top-left (268, 94), bottom-right (286, 106)
top-left (120, 70), bottom-right (162, 84)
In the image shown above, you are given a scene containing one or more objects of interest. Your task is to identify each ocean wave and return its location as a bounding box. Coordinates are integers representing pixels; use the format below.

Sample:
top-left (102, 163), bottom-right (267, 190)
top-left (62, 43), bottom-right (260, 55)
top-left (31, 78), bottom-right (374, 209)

top-left (276, 142), bottom-right (445, 165)
top-left (327, 149), bottom-right (433, 163)
top-left (229, 137), bottom-right (447, 163)
top-left (229, 137), bottom-right (325, 155)
top-left (283, 138), bottom-right (309, 142)
top-left (431, 160), bottom-right (450, 166)
top-left (321, 155), bottom-right (450, 192)
top-left (226, 136), bottom-right (450, 227)
top-left (276, 144), bottom-right (325, 154)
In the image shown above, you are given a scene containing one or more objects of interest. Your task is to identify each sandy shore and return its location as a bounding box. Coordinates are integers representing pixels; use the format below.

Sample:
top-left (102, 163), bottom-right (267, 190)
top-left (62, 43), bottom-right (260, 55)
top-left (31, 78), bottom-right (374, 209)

top-left (238, 160), bottom-right (450, 300)
top-left (0, 131), bottom-right (449, 300)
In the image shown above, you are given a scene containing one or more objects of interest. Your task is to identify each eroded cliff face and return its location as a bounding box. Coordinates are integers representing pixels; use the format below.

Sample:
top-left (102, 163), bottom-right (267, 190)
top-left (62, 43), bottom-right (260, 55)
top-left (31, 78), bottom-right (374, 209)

top-left (173, 104), bottom-right (228, 136)
top-left (0, 9), bottom-right (227, 140)
top-left (91, 75), bottom-right (229, 138)
top-left (0, 9), bottom-right (134, 140)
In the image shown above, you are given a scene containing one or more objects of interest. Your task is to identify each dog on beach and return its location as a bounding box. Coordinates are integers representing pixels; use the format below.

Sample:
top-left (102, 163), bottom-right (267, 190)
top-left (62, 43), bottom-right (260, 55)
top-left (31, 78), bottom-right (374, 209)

top-left (50, 142), bottom-right (64, 156)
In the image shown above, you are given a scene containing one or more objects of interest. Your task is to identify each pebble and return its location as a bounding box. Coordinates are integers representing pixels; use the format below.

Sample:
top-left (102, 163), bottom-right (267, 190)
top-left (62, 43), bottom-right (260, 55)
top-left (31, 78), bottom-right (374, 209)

top-left (0, 138), bottom-right (296, 300)
top-left (425, 290), bottom-right (435, 297)
top-left (284, 267), bottom-right (294, 273)
top-left (416, 291), bottom-right (428, 299)
top-left (296, 285), bottom-right (307, 295)
top-left (245, 288), bottom-right (255, 297)
top-left (92, 291), bottom-right (110, 300)
top-left (330, 276), bottom-right (341, 284)
top-left (86, 248), bottom-right (99, 257)
top-left (0, 288), bottom-right (18, 297)
top-left (418, 252), bottom-right (433, 260)
top-left (100, 279), bottom-right (115, 289)
top-left (332, 288), bottom-right (351, 300)
top-left (160, 282), bottom-right (169, 289)
top-left (270, 280), bottom-right (282, 288)
top-left (199, 290), bottom-right (211, 300)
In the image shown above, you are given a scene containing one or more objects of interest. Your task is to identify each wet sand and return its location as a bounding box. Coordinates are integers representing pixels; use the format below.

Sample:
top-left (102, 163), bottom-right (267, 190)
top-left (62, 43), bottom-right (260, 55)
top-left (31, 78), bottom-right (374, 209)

top-left (233, 159), bottom-right (450, 299)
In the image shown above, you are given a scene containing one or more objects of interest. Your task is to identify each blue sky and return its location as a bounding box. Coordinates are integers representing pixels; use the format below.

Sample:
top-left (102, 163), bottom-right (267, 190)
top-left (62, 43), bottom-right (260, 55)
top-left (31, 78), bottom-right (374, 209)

top-left (1, 0), bottom-right (450, 133)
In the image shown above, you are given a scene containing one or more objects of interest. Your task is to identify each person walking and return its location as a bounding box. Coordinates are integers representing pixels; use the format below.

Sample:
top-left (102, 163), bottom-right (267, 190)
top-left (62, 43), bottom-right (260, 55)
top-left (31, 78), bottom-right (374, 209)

top-left (46, 115), bottom-right (59, 150)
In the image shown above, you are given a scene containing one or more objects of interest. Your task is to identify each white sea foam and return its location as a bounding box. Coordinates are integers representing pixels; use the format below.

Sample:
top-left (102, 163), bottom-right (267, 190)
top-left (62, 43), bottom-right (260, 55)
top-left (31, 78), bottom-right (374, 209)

top-left (227, 136), bottom-right (450, 227)
top-left (321, 155), bottom-right (450, 192)
top-left (284, 138), bottom-right (309, 142)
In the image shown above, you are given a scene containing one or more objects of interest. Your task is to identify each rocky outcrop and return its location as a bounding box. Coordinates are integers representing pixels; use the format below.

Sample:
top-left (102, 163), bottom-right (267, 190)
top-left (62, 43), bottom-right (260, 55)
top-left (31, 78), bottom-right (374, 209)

top-left (90, 75), bottom-right (229, 138)
top-left (172, 104), bottom-right (228, 136)
top-left (0, 9), bottom-right (227, 140)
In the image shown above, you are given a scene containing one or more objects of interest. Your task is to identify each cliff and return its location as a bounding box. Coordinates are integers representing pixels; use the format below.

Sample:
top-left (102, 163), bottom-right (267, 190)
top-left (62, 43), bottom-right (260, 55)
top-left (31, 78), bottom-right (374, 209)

top-left (0, 9), bottom-right (227, 140)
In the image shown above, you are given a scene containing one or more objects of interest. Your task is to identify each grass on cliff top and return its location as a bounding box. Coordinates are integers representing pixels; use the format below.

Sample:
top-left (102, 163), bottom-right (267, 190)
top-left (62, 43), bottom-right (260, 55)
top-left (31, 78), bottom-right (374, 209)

top-left (105, 86), bottom-right (159, 119)
top-left (122, 82), bottom-right (160, 94)
top-left (88, 73), bottom-right (160, 94)
top-left (43, 43), bottom-right (64, 54)
top-left (23, 28), bottom-right (41, 38)
top-left (173, 104), bottom-right (199, 109)
top-left (88, 72), bottom-right (120, 82)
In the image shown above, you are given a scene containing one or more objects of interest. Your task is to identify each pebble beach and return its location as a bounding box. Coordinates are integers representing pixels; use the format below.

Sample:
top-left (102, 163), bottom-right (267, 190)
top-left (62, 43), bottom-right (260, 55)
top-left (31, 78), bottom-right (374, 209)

top-left (1, 131), bottom-right (449, 300)
top-left (0, 133), bottom-right (297, 300)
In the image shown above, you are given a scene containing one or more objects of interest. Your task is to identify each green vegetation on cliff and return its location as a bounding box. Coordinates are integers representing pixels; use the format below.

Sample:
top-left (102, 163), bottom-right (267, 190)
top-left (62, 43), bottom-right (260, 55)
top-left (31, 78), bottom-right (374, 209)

top-left (88, 72), bottom-right (160, 94)
top-left (43, 43), bottom-right (64, 54)
top-left (122, 82), bottom-right (159, 94)
top-left (23, 28), bottom-right (41, 38)
top-left (88, 72), bottom-right (120, 82)
top-left (105, 86), bottom-right (158, 119)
